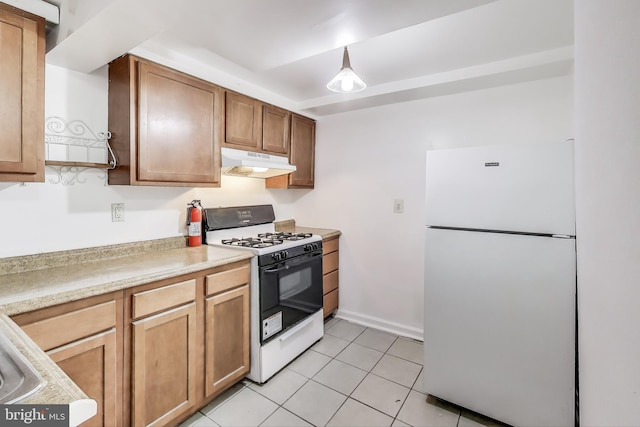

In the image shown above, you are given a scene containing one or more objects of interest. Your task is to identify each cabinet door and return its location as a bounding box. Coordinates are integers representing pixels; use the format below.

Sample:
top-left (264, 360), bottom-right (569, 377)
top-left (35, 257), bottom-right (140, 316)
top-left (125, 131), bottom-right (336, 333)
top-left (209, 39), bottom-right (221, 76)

top-left (137, 61), bottom-right (221, 185)
top-left (0, 4), bottom-right (44, 182)
top-left (47, 330), bottom-right (118, 427)
top-left (132, 303), bottom-right (197, 427)
top-left (224, 91), bottom-right (261, 149)
top-left (262, 105), bottom-right (290, 155)
top-left (205, 284), bottom-right (250, 398)
top-left (13, 296), bottom-right (121, 427)
top-left (267, 114), bottom-right (315, 189)
top-left (289, 114), bottom-right (315, 187)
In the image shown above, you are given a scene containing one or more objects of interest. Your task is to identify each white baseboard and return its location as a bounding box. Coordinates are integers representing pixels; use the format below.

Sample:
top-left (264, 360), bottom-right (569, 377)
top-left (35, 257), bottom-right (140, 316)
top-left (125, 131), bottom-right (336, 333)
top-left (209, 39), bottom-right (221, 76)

top-left (333, 308), bottom-right (424, 342)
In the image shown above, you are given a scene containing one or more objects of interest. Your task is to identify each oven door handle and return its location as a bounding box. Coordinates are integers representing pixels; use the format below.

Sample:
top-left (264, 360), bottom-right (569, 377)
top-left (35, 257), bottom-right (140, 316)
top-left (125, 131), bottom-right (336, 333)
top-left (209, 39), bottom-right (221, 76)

top-left (263, 251), bottom-right (322, 273)
top-left (263, 265), bottom-right (290, 273)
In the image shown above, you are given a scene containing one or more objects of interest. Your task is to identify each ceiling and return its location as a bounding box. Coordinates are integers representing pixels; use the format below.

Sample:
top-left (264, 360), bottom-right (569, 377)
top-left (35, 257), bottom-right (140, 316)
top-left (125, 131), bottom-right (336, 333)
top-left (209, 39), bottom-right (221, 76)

top-left (44, 0), bottom-right (574, 117)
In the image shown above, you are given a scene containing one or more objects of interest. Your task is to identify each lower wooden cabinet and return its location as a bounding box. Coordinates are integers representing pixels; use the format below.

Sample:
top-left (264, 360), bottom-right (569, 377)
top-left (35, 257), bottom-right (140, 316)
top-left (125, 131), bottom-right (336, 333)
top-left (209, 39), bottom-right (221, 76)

top-left (123, 260), bottom-right (251, 427)
top-left (127, 278), bottom-right (198, 426)
top-left (48, 330), bottom-right (117, 427)
top-left (12, 293), bottom-right (122, 427)
top-left (323, 236), bottom-right (340, 317)
top-left (13, 259), bottom-right (251, 427)
top-left (204, 265), bottom-right (250, 398)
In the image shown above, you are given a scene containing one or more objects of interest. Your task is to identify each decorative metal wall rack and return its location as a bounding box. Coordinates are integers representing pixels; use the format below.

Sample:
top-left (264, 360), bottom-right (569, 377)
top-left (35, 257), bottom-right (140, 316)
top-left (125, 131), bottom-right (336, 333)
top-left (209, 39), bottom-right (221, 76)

top-left (44, 117), bottom-right (117, 186)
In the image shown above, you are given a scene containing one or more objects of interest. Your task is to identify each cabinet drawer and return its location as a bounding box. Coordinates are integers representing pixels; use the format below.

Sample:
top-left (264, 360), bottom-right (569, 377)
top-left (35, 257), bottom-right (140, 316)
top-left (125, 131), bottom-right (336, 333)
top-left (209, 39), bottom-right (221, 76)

top-left (323, 270), bottom-right (339, 294)
top-left (323, 289), bottom-right (338, 318)
top-left (132, 279), bottom-right (196, 320)
top-left (206, 264), bottom-right (250, 296)
top-left (323, 251), bottom-right (339, 275)
top-left (323, 238), bottom-right (339, 255)
top-left (21, 301), bottom-right (116, 351)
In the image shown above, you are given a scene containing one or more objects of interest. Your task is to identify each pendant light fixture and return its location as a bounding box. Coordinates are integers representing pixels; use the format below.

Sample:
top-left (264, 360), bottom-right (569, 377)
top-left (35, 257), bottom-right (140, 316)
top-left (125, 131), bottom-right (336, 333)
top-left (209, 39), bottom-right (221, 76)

top-left (326, 46), bottom-right (366, 93)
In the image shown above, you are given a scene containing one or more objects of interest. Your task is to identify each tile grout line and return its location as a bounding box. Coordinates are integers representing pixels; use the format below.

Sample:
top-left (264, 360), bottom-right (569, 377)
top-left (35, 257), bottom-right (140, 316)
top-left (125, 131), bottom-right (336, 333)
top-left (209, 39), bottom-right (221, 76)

top-left (319, 322), bottom-right (416, 426)
top-left (185, 318), bottom-right (428, 427)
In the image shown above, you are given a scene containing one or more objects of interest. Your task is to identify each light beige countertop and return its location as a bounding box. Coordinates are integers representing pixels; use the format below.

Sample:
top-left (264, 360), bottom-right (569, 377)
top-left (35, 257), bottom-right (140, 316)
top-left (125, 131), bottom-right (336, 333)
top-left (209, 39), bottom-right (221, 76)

top-left (275, 220), bottom-right (342, 241)
top-left (0, 237), bottom-right (253, 423)
top-left (0, 239), bottom-right (253, 316)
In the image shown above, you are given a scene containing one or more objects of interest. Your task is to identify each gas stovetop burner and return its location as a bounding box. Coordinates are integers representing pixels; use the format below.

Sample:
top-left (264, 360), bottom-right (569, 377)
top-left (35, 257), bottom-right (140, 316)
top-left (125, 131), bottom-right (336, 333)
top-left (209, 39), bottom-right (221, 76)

top-left (221, 237), bottom-right (284, 248)
top-left (257, 232), bottom-right (314, 241)
top-left (219, 232), bottom-right (314, 249)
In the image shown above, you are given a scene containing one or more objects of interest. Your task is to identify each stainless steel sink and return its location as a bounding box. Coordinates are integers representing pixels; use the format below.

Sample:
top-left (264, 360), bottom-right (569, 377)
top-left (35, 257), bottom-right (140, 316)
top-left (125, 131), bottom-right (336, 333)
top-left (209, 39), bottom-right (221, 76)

top-left (0, 331), bottom-right (44, 404)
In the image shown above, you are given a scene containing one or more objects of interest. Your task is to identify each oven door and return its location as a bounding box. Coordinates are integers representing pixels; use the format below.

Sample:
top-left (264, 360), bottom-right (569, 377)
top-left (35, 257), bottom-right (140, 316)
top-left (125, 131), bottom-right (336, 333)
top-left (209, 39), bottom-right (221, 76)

top-left (259, 250), bottom-right (323, 343)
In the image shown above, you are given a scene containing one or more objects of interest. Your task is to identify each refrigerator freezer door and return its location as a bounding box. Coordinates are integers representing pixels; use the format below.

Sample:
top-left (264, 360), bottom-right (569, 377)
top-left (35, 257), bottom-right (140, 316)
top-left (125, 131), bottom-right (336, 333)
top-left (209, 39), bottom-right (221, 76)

top-left (423, 227), bottom-right (575, 427)
top-left (425, 141), bottom-right (575, 235)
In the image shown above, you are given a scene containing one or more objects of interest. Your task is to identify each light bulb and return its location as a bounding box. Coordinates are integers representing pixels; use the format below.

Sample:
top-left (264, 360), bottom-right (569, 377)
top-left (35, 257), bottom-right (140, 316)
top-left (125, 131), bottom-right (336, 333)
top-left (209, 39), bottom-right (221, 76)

top-left (341, 77), bottom-right (354, 92)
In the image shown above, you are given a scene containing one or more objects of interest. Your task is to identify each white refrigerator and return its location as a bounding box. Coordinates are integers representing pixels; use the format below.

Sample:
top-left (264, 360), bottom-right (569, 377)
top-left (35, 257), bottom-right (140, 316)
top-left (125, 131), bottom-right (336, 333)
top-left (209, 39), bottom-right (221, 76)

top-left (423, 141), bottom-right (576, 427)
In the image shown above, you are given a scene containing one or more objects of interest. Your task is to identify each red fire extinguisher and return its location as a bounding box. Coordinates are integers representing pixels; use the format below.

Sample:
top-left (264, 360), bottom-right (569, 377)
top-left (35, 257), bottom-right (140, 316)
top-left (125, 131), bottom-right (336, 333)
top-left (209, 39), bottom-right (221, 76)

top-left (187, 200), bottom-right (202, 247)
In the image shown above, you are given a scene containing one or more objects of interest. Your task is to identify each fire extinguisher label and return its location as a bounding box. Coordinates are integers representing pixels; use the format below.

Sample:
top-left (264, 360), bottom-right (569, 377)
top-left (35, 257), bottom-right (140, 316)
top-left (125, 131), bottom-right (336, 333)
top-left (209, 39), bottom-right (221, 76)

top-left (188, 222), bottom-right (201, 236)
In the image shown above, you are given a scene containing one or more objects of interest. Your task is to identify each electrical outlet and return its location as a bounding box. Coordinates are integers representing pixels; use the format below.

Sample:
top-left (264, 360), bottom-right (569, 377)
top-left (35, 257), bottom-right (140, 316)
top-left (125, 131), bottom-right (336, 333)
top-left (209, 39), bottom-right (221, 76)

top-left (111, 203), bottom-right (125, 222)
top-left (393, 199), bottom-right (404, 214)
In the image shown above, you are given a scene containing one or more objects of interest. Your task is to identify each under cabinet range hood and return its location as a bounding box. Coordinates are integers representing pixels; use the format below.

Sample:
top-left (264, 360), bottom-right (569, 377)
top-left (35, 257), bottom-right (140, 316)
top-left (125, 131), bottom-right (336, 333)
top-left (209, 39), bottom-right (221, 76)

top-left (221, 147), bottom-right (296, 178)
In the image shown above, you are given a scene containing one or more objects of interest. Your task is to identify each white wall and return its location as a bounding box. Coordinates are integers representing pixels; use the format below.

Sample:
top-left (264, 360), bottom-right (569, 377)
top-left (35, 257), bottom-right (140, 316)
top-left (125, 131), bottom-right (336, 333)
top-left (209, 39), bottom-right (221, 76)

top-left (295, 75), bottom-right (573, 338)
top-left (0, 64), bottom-right (573, 340)
top-left (575, 1), bottom-right (640, 425)
top-left (0, 64), bottom-right (301, 258)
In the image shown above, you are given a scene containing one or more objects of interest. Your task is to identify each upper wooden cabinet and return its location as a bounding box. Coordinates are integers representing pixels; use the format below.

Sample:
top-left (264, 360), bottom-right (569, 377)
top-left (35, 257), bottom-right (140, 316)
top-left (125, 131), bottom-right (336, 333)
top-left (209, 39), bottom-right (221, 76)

top-left (223, 91), bottom-right (290, 156)
top-left (262, 104), bottom-right (290, 154)
top-left (108, 55), bottom-right (223, 187)
top-left (224, 92), bottom-right (261, 150)
top-left (0, 3), bottom-right (45, 182)
top-left (266, 114), bottom-right (316, 189)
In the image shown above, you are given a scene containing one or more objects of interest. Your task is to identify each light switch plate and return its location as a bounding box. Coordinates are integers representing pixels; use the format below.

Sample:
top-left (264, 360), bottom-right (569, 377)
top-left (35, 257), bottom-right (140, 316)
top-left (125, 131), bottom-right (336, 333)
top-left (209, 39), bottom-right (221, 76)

top-left (393, 199), bottom-right (404, 214)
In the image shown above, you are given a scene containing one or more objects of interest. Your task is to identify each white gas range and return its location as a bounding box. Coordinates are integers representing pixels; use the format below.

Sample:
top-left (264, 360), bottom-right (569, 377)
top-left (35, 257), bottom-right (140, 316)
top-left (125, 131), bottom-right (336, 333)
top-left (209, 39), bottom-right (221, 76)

top-left (203, 205), bottom-right (324, 383)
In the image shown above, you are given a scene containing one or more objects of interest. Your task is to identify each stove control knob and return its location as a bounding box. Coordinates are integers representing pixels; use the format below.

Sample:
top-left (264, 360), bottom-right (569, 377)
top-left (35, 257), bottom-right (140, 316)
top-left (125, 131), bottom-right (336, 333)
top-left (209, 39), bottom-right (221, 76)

top-left (272, 250), bottom-right (288, 261)
top-left (305, 243), bottom-right (319, 251)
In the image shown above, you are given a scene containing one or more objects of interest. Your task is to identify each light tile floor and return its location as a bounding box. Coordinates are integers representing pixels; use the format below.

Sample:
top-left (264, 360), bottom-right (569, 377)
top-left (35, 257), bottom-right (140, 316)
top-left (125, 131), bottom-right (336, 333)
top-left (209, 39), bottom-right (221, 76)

top-left (179, 317), bottom-right (501, 427)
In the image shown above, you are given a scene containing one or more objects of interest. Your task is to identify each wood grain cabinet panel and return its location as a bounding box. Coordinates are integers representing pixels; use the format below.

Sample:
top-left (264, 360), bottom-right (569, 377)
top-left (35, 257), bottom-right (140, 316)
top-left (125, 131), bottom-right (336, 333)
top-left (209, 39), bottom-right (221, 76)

top-left (262, 104), bottom-right (290, 155)
top-left (12, 293), bottom-right (123, 427)
top-left (205, 284), bottom-right (250, 398)
top-left (224, 91), bottom-right (262, 149)
top-left (204, 264), bottom-right (250, 398)
top-left (108, 55), bottom-right (223, 187)
top-left (322, 236), bottom-right (340, 317)
top-left (123, 260), bottom-right (251, 426)
top-left (128, 277), bottom-right (198, 427)
top-left (224, 91), bottom-right (291, 156)
top-left (0, 3), bottom-right (44, 182)
top-left (132, 279), bottom-right (196, 319)
top-left (266, 113), bottom-right (316, 189)
top-left (48, 330), bottom-right (117, 427)
top-left (132, 303), bottom-right (197, 427)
